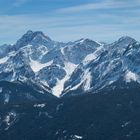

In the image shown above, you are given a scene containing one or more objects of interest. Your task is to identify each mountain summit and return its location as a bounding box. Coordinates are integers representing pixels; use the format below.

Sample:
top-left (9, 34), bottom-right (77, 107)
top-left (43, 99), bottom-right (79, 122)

top-left (0, 31), bottom-right (140, 100)
top-left (1, 31), bottom-right (140, 140)
top-left (15, 30), bottom-right (52, 49)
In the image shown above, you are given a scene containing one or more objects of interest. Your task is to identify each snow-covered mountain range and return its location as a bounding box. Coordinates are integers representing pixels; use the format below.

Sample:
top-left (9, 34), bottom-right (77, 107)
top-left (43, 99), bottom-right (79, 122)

top-left (0, 30), bottom-right (140, 99)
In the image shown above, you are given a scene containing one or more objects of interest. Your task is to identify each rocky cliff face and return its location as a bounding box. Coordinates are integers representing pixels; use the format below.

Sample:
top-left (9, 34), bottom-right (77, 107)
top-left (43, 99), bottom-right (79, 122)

top-left (0, 31), bottom-right (140, 99)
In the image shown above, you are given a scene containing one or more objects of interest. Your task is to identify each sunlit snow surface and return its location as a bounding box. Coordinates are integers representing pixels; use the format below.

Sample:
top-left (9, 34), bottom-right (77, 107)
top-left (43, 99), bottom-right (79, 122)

top-left (52, 62), bottom-right (77, 97)
top-left (0, 31), bottom-right (140, 98)
top-left (30, 58), bottom-right (53, 72)
top-left (0, 56), bottom-right (9, 64)
top-left (73, 135), bottom-right (83, 139)
top-left (125, 70), bottom-right (138, 83)
top-left (83, 53), bottom-right (97, 65)
top-left (69, 68), bottom-right (92, 92)
top-left (33, 104), bottom-right (46, 108)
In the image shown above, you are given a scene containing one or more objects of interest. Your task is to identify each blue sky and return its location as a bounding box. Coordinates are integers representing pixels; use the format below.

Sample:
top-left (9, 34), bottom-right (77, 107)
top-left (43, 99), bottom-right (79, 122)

top-left (0, 0), bottom-right (140, 44)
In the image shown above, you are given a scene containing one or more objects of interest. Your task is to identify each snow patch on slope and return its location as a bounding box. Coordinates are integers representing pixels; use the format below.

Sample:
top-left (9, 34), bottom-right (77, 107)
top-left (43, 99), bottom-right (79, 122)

top-left (60, 47), bottom-right (65, 55)
top-left (34, 104), bottom-right (46, 108)
top-left (4, 94), bottom-right (10, 104)
top-left (30, 58), bottom-right (53, 72)
top-left (73, 135), bottom-right (83, 139)
top-left (3, 111), bottom-right (17, 130)
top-left (83, 53), bottom-right (97, 65)
top-left (83, 46), bottom-right (104, 65)
top-left (70, 68), bottom-right (92, 91)
top-left (125, 70), bottom-right (138, 83)
top-left (83, 69), bottom-right (92, 91)
top-left (52, 62), bottom-right (77, 97)
top-left (0, 56), bottom-right (9, 64)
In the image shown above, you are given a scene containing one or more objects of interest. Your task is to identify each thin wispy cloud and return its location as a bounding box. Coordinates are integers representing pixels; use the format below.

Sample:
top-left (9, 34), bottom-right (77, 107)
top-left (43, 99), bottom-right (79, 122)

top-left (0, 12), bottom-right (140, 44)
top-left (56, 0), bottom-right (140, 13)
top-left (0, 0), bottom-right (139, 44)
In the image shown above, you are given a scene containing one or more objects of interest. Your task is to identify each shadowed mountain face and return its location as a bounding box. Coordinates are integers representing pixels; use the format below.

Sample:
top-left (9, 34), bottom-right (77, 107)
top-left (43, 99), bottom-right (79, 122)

top-left (1, 90), bottom-right (140, 140)
top-left (0, 31), bottom-right (102, 98)
top-left (0, 31), bottom-right (140, 99)
top-left (0, 31), bottom-right (140, 140)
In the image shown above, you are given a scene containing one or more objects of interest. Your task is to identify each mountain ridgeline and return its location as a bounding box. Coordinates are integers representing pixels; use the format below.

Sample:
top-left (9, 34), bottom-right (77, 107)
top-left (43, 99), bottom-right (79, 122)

top-left (0, 31), bottom-right (140, 140)
top-left (0, 31), bottom-right (139, 100)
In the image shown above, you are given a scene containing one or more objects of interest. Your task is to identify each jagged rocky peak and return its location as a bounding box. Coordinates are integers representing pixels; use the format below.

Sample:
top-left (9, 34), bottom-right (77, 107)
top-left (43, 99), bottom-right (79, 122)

top-left (75, 38), bottom-right (101, 46)
top-left (106, 36), bottom-right (137, 52)
top-left (0, 31), bottom-right (140, 98)
top-left (118, 36), bottom-right (136, 42)
top-left (114, 36), bottom-right (136, 46)
top-left (15, 30), bottom-right (52, 48)
top-left (61, 36), bottom-right (140, 97)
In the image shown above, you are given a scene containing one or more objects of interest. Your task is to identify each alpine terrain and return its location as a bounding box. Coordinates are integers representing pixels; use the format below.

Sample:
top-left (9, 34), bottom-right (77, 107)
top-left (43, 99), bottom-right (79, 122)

top-left (0, 30), bottom-right (140, 140)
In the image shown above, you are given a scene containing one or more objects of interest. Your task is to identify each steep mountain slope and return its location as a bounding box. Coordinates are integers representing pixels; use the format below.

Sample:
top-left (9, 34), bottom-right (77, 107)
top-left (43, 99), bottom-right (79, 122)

top-left (1, 31), bottom-right (140, 140)
top-left (0, 30), bottom-right (102, 97)
top-left (0, 80), bottom-right (54, 104)
top-left (63, 37), bottom-right (140, 96)
top-left (0, 31), bottom-right (140, 98)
